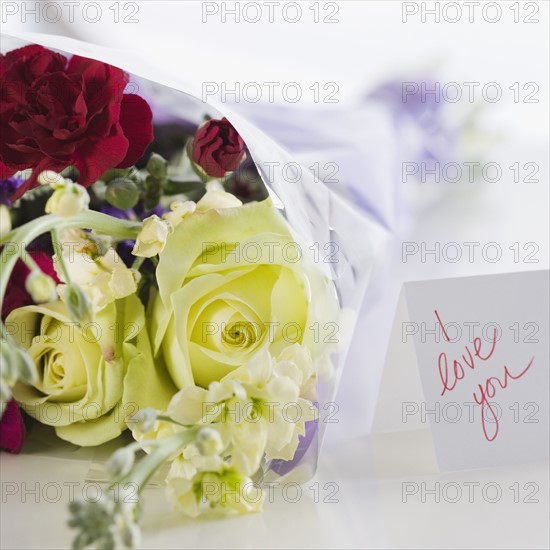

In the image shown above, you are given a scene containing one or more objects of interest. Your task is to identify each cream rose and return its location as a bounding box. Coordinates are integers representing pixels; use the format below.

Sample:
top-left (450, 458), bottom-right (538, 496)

top-left (151, 197), bottom-right (334, 390)
top-left (8, 294), bottom-right (176, 446)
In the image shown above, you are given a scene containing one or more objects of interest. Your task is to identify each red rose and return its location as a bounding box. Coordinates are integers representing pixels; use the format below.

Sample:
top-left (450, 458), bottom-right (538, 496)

top-left (0, 45), bottom-right (154, 201)
top-left (1, 249), bottom-right (59, 320)
top-left (191, 117), bottom-right (246, 178)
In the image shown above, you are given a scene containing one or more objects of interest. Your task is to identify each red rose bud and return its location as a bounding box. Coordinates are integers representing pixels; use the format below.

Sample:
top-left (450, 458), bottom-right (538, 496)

top-left (191, 118), bottom-right (246, 178)
top-left (0, 45), bottom-right (154, 201)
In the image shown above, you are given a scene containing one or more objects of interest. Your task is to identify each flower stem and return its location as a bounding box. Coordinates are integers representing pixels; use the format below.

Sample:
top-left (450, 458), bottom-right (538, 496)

top-left (0, 214), bottom-right (62, 305)
top-left (50, 228), bottom-right (72, 285)
top-left (0, 211), bottom-right (141, 308)
top-left (131, 256), bottom-right (145, 271)
top-left (118, 429), bottom-right (199, 493)
top-left (19, 248), bottom-right (42, 274)
top-left (155, 415), bottom-right (194, 428)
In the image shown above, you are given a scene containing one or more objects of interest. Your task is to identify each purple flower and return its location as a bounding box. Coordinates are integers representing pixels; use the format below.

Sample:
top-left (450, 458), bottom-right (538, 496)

top-left (100, 203), bottom-right (133, 220)
top-left (0, 174), bottom-right (25, 205)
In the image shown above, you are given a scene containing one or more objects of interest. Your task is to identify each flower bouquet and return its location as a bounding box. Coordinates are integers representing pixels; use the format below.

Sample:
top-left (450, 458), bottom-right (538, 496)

top-left (1, 37), bottom-right (382, 549)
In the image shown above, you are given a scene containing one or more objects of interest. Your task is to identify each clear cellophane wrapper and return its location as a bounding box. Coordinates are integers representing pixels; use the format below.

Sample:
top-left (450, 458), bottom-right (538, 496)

top-left (2, 32), bottom-right (388, 486)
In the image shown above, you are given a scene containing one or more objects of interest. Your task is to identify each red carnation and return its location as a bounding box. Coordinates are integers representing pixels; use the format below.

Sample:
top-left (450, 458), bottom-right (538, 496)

top-left (0, 400), bottom-right (26, 454)
top-left (0, 45), bottom-right (154, 201)
top-left (192, 117), bottom-right (246, 178)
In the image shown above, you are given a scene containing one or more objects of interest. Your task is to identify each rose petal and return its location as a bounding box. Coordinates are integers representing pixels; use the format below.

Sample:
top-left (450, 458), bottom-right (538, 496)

top-left (116, 94), bottom-right (154, 167)
top-left (73, 125), bottom-right (130, 185)
top-left (3, 45), bottom-right (48, 70)
top-left (0, 159), bottom-right (17, 181)
top-left (67, 55), bottom-right (119, 85)
top-left (0, 400), bottom-right (26, 454)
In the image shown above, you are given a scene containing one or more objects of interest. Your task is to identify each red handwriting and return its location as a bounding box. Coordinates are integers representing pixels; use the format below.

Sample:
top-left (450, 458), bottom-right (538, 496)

top-left (435, 309), bottom-right (534, 442)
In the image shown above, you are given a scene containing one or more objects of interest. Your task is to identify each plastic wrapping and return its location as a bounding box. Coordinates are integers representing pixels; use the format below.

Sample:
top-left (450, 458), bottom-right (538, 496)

top-left (2, 32), bottom-right (388, 484)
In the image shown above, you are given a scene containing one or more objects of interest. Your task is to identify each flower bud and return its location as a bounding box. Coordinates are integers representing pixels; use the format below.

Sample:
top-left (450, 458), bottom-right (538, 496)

top-left (1, 340), bottom-right (37, 387)
top-left (38, 170), bottom-right (65, 189)
top-left (16, 346), bottom-right (38, 385)
top-left (0, 204), bottom-right (11, 238)
top-left (121, 522), bottom-right (141, 549)
top-left (0, 346), bottom-right (17, 387)
top-left (130, 407), bottom-right (158, 434)
top-left (195, 427), bottom-right (224, 456)
top-left (25, 271), bottom-right (57, 303)
top-left (105, 178), bottom-right (140, 210)
top-left (191, 118), bottom-right (246, 178)
top-left (196, 189), bottom-right (242, 212)
top-left (132, 215), bottom-right (172, 258)
top-left (45, 177), bottom-right (90, 218)
top-left (143, 175), bottom-right (162, 211)
top-left (64, 283), bottom-right (93, 325)
top-left (105, 447), bottom-right (135, 479)
top-left (163, 201), bottom-right (196, 228)
top-left (146, 153), bottom-right (168, 179)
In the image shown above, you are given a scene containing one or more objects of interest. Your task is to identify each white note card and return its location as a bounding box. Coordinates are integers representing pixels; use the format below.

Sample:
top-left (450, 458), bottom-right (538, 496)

top-left (404, 270), bottom-right (549, 471)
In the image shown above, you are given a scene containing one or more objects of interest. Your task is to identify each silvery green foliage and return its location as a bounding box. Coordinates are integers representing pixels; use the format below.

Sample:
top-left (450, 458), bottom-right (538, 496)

top-left (68, 488), bottom-right (141, 550)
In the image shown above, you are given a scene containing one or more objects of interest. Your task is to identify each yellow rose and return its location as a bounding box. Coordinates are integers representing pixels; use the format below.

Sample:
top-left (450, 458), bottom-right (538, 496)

top-left (151, 197), bottom-right (333, 390)
top-left (8, 294), bottom-right (176, 446)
